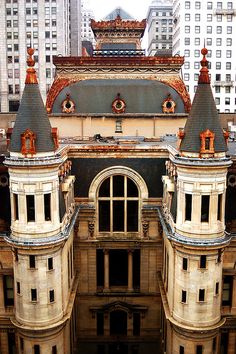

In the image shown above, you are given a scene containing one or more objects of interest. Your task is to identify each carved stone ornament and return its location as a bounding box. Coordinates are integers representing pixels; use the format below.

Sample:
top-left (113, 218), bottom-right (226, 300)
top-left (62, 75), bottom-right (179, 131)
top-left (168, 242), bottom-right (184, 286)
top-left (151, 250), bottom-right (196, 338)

top-left (112, 93), bottom-right (126, 113)
top-left (61, 93), bottom-right (75, 113)
top-left (162, 94), bottom-right (176, 113)
top-left (21, 129), bottom-right (36, 156)
top-left (88, 220), bottom-right (95, 238)
top-left (200, 128), bottom-right (215, 154)
top-left (142, 220), bottom-right (149, 238)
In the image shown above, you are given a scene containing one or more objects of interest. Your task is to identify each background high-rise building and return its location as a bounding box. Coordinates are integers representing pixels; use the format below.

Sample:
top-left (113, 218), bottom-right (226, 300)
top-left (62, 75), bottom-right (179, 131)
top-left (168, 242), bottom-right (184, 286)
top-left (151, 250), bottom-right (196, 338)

top-left (172, 0), bottom-right (236, 113)
top-left (0, 0), bottom-right (81, 112)
top-left (81, 0), bottom-right (95, 46)
top-left (146, 0), bottom-right (173, 56)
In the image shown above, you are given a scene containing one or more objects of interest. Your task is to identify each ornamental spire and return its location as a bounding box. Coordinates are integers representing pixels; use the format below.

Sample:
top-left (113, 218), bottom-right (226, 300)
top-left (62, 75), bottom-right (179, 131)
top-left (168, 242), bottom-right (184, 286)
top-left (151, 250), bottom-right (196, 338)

top-left (198, 47), bottom-right (210, 84)
top-left (25, 47), bottom-right (38, 84)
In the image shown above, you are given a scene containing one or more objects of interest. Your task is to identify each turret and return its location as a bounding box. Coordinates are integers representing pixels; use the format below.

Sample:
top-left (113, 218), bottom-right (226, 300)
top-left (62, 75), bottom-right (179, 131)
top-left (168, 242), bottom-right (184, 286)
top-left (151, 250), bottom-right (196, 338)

top-left (4, 48), bottom-right (76, 353)
top-left (160, 48), bottom-right (232, 354)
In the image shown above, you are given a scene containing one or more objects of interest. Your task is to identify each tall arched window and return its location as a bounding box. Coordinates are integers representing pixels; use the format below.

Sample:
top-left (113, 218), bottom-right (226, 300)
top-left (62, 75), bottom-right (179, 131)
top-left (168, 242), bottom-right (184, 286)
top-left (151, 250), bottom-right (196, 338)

top-left (98, 175), bottom-right (139, 233)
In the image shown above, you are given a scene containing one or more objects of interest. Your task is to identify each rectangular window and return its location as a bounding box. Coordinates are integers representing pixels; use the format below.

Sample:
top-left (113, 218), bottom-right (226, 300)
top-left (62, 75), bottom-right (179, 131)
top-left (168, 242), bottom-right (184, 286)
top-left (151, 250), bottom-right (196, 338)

top-left (215, 282), bottom-right (219, 295)
top-left (49, 289), bottom-right (54, 302)
top-left (4, 275), bottom-right (14, 306)
top-left (31, 288), bottom-right (37, 302)
top-left (180, 346), bottom-right (184, 354)
top-left (183, 258), bottom-right (188, 271)
top-left (185, 194), bottom-right (192, 221)
top-left (48, 257), bottom-right (53, 270)
top-left (133, 312), bottom-right (140, 336)
top-left (196, 345), bottom-right (203, 354)
top-left (201, 195), bottom-right (209, 222)
top-left (52, 346), bottom-right (57, 354)
top-left (181, 290), bottom-right (187, 303)
top-left (13, 193), bottom-right (19, 220)
top-left (217, 194), bottom-right (222, 221)
top-left (200, 255), bottom-right (206, 269)
top-left (97, 312), bottom-right (104, 335)
top-left (34, 345), bottom-right (40, 354)
top-left (26, 195), bottom-right (35, 222)
top-left (44, 194), bottom-right (51, 221)
top-left (222, 276), bottom-right (232, 306)
top-left (29, 255), bottom-right (36, 269)
top-left (17, 281), bottom-right (20, 294)
top-left (199, 289), bottom-right (205, 302)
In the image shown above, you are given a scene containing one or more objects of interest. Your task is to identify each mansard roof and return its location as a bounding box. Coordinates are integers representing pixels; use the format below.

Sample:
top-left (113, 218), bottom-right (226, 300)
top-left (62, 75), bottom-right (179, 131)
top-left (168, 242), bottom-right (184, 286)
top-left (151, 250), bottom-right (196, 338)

top-left (10, 48), bottom-right (55, 153)
top-left (180, 48), bottom-right (227, 154)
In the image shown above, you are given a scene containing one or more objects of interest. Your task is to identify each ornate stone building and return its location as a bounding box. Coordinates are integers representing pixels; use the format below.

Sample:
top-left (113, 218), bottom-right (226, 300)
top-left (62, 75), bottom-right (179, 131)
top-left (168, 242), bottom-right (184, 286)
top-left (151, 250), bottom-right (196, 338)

top-left (0, 13), bottom-right (235, 354)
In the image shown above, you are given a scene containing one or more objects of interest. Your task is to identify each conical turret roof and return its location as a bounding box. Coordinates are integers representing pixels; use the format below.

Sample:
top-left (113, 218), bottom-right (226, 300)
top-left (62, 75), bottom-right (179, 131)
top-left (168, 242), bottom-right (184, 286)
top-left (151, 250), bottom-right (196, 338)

top-left (180, 48), bottom-right (227, 154)
top-left (10, 48), bottom-right (55, 154)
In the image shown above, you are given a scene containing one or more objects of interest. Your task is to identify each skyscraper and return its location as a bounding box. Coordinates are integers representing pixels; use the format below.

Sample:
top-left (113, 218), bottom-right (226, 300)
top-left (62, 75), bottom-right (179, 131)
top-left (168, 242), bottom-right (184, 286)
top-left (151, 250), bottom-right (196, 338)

top-left (172, 0), bottom-right (236, 113)
top-left (0, 0), bottom-right (81, 112)
top-left (146, 0), bottom-right (173, 56)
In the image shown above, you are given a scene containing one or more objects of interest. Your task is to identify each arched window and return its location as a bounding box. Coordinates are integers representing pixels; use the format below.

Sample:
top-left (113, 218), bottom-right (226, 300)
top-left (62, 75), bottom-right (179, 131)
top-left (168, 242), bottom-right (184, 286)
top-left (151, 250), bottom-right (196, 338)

top-left (98, 175), bottom-right (139, 233)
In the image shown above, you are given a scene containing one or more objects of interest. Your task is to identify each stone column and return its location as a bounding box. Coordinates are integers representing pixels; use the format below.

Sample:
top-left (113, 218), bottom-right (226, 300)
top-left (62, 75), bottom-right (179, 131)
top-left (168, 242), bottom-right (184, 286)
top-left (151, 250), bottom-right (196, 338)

top-left (0, 332), bottom-right (9, 354)
top-left (128, 250), bottom-right (133, 291)
top-left (104, 250), bottom-right (109, 291)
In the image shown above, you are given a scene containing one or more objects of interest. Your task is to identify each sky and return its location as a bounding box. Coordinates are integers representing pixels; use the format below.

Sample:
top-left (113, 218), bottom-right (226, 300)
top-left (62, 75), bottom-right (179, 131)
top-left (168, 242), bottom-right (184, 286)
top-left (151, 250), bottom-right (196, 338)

top-left (87, 0), bottom-right (152, 21)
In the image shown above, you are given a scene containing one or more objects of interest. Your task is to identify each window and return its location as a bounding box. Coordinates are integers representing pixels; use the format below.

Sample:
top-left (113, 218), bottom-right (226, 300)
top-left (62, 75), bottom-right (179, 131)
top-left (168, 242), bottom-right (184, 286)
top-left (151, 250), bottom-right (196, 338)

top-left (222, 276), bottom-right (232, 306)
top-left (49, 289), bottom-right (54, 303)
top-left (195, 26), bottom-right (200, 34)
top-left (207, 14), bottom-right (212, 21)
top-left (201, 195), bottom-right (210, 222)
top-left (196, 345), bottom-right (203, 354)
top-left (184, 62), bottom-right (190, 69)
top-left (217, 14), bottom-right (222, 21)
top-left (227, 2), bottom-right (233, 9)
top-left (195, 2), bottom-right (200, 9)
top-left (207, 2), bottom-right (212, 9)
top-left (227, 26), bottom-right (232, 34)
top-left (215, 282), bottom-right (219, 295)
top-left (133, 312), bottom-right (140, 336)
top-left (26, 195), bottom-right (35, 222)
top-left (226, 62), bottom-right (231, 70)
top-left (13, 193), bottom-right (19, 220)
top-left (184, 50), bottom-right (190, 57)
top-left (4, 275), bottom-right (14, 306)
top-left (195, 38), bottom-right (200, 46)
top-left (185, 194), bottom-right (192, 221)
top-left (31, 288), bottom-right (37, 302)
top-left (185, 14), bottom-right (190, 21)
top-left (207, 26), bottom-right (212, 34)
top-left (216, 26), bottom-right (222, 34)
top-left (185, 26), bottom-right (190, 33)
top-left (48, 257), bottom-right (53, 270)
top-left (226, 38), bottom-right (232, 46)
top-left (183, 258), bottom-right (188, 271)
top-left (98, 175), bottom-right (139, 233)
top-left (185, 1), bottom-right (190, 9)
top-left (194, 50), bottom-right (200, 57)
top-left (97, 312), bottom-right (104, 335)
top-left (200, 255), bottom-right (206, 269)
top-left (216, 62), bottom-right (221, 70)
top-left (226, 50), bottom-right (232, 58)
top-left (29, 255), bottom-right (36, 268)
top-left (216, 38), bottom-right (222, 46)
top-left (184, 73), bottom-right (189, 81)
top-left (194, 62), bottom-right (200, 69)
top-left (206, 38), bottom-right (212, 46)
top-left (225, 98), bottom-right (230, 105)
top-left (17, 281), bottom-right (20, 294)
top-left (181, 290), bottom-right (187, 303)
top-left (180, 346), bottom-right (184, 354)
top-left (34, 345), bottom-right (40, 354)
top-left (199, 289), bottom-right (205, 302)
top-left (215, 97), bottom-right (220, 105)
top-left (44, 194), bottom-right (51, 220)
top-left (52, 345), bottom-right (57, 354)
top-left (215, 87), bottom-right (221, 93)
top-left (185, 38), bottom-right (190, 45)
top-left (218, 194), bottom-right (222, 221)
top-left (217, 2), bottom-right (222, 9)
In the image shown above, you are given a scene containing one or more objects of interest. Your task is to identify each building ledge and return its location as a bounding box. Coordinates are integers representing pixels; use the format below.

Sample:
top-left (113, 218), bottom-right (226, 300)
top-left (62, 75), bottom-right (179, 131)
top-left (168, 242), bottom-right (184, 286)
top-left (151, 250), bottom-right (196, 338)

top-left (213, 81), bottom-right (234, 87)
top-left (157, 207), bottom-right (232, 247)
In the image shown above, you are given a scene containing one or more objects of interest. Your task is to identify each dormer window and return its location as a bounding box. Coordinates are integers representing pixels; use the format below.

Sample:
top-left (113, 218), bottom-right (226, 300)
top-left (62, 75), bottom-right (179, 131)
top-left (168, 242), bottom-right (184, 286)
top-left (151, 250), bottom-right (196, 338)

top-left (200, 129), bottom-right (215, 155)
top-left (21, 129), bottom-right (36, 156)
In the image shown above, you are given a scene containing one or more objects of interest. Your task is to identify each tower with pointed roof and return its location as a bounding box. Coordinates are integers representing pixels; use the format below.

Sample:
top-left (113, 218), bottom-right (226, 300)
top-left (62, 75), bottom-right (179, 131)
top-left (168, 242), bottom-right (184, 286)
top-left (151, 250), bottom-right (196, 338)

top-left (159, 48), bottom-right (232, 353)
top-left (4, 48), bottom-right (77, 353)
